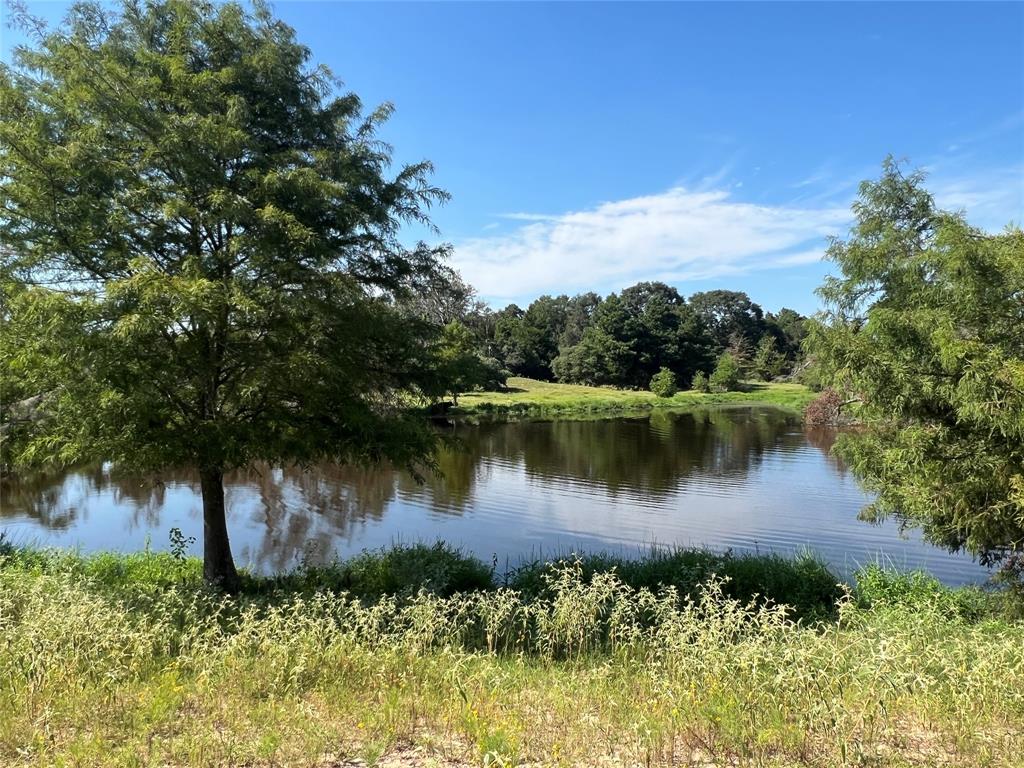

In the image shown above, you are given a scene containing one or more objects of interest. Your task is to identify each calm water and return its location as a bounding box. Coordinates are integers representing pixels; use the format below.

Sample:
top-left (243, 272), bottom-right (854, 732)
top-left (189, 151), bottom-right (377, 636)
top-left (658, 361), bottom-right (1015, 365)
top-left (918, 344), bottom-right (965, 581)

top-left (0, 407), bottom-right (988, 584)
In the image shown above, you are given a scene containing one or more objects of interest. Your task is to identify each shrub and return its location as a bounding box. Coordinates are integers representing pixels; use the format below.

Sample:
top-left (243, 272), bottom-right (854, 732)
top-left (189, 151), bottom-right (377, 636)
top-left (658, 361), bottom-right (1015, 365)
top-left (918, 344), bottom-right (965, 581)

top-left (649, 367), bottom-right (678, 398)
top-left (752, 335), bottom-right (785, 381)
top-left (263, 542), bottom-right (497, 601)
top-left (709, 352), bottom-right (741, 392)
top-left (854, 564), bottom-right (997, 622)
top-left (507, 548), bottom-right (842, 622)
top-left (690, 370), bottom-right (710, 393)
top-left (804, 388), bottom-right (845, 425)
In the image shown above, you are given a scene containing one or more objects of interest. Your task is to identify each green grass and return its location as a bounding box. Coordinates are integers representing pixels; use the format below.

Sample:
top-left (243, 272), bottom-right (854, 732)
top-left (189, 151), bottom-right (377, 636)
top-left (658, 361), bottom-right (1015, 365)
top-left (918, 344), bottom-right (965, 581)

top-left (1, 542), bottom-right (1021, 767)
top-left (453, 377), bottom-right (815, 419)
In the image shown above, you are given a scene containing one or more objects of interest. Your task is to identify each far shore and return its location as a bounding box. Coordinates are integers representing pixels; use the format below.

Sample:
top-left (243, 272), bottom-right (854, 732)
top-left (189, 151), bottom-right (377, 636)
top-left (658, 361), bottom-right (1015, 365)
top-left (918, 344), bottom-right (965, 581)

top-left (449, 377), bottom-right (815, 418)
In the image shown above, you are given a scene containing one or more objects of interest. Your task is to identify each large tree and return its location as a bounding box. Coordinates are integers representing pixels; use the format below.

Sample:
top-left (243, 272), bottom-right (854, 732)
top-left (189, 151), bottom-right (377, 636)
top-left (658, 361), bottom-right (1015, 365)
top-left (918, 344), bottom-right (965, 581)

top-left (553, 282), bottom-right (714, 388)
top-left (809, 159), bottom-right (1024, 565)
top-left (0, 0), bottom-right (456, 589)
top-left (689, 289), bottom-right (767, 353)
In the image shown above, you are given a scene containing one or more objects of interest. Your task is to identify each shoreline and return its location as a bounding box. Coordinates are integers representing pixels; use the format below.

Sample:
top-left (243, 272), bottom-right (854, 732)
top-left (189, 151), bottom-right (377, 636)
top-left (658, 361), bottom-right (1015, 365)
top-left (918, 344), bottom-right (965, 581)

top-left (447, 377), bottom-right (815, 420)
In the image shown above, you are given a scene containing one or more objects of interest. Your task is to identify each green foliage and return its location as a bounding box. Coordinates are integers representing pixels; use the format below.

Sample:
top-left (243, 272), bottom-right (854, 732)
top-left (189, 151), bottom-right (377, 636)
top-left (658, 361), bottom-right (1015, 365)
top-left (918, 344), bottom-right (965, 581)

top-left (491, 296), bottom-right (570, 380)
top-left (854, 564), bottom-right (998, 623)
top-left (507, 548), bottom-right (843, 622)
top-left (752, 335), bottom-right (785, 381)
top-left (689, 289), bottom-right (765, 352)
top-left (0, 541), bottom-right (844, 620)
top-left (552, 282), bottom-right (715, 388)
top-left (0, 0), bottom-right (459, 584)
top-left (709, 352), bottom-right (742, 392)
top-left (475, 285), bottom-right (805, 391)
top-left (437, 322), bottom-right (506, 402)
top-left (557, 292), bottom-right (602, 348)
top-left (766, 307), bottom-right (808, 362)
top-left (261, 543), bottom-right (496, 602)
top-left (809, 159), bottom-right (1024, 565)
top-left (690, 370), bottom-right (710, 393)
top-left (550, 326), bottom-right (631, 385)
top-left (648, 367), bottom-right (678, 398)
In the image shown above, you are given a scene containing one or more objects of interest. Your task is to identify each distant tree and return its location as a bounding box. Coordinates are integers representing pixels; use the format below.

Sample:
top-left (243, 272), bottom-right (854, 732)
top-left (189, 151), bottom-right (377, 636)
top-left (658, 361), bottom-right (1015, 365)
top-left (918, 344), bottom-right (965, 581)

top-left (766, 307), bottom-right (807, 359)
top-left (436, 322), bottom-right (506, 403)
top-left (551, 327), bottom-right (631, 386)
top-left (809, 158), bottom-right (1024, 565)
top-left (752, 335), bottom-right (785, 381)
top-left (461, 301), bottom-right (498, 346)
top-left (490, 297), bottom-right (569, 380)
top-left (521, 295), bottom-right (570, 378)
top-left (690, 370), bottom-right (710, 393)
top-left (554, 282), bottom-right (714, 388)
top-left (709, 352), bottom-right (742, 392)
top-left (689, 289), bottom-right (767, 352)
top-left (558, 291), bottom-right (602, 348)
top-left (649, 367), bottom-right (678, 398)
top-left (402, 266), bottom-right (476, 326)
top-left (492, 305), bottom-right (536, 376)
top-left (725, 330), bottom-right (755, 376)
top-left (0, 0), bottom-right (455, 590)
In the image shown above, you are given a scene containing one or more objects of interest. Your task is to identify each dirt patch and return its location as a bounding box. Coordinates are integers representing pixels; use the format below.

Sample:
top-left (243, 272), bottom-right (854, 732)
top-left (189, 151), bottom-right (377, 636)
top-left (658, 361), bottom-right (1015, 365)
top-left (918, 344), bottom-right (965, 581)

top-left (331, 745), bottom-right (472, 768)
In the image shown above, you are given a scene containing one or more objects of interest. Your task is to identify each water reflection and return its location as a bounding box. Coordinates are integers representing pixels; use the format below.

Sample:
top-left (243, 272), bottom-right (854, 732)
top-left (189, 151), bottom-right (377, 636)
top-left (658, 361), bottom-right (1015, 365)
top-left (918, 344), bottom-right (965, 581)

top-left (0, 407), bottom-right (987, 583)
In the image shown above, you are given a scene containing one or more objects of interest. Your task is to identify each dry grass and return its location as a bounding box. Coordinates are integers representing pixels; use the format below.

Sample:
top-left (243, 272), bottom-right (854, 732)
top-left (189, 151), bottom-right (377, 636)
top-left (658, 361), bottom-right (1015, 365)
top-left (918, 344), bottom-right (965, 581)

top-left (0, 551), bottom-right (1021, 767)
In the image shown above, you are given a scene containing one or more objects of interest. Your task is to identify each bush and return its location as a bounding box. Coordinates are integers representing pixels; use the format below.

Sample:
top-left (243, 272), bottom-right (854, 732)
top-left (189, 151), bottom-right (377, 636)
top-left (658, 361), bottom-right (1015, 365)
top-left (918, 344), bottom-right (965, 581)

top-left (709, 352), bottom-right (742, 392)
top-left (752, 335), bottom-right (785, 381)
top-left (804, 388), bottom-right (845, 425)
top-left (690, 370), bottom-right (710, 393)
top-left (854, 564), bottom-right (997, 622)
top-left (648, 367), bottom-right (678, 398)
top-left (507, 548), bottom-right (842, 622)
top-left (261, 542), bottom-right (497, 601)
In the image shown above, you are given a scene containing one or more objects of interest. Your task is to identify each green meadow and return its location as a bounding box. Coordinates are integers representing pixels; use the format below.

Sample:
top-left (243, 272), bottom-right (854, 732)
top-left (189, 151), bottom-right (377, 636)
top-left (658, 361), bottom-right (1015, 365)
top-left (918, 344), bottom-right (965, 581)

top-left (452, 378), bottom-right (815, 419)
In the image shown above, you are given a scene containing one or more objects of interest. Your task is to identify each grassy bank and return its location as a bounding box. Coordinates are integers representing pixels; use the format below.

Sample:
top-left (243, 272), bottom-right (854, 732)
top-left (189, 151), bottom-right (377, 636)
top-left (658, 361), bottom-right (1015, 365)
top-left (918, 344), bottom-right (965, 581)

top-left (1, 543), bottom-right (1021, 767)
top-left (452, 378), bottom-right (815, 419)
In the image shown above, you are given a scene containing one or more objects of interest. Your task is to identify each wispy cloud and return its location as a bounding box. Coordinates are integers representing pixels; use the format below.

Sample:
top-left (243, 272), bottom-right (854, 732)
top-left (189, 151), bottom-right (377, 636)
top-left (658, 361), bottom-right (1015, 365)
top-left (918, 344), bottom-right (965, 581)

top-left (946, 110), bottom-right (1024, 154)
top-left (451, 161), bottom-right (1021, 304)
top-left (498, 212), bottom-right (560, 222)
top-left (452, 187), bottom-right (849, 302)
top-left (930, 164), bottom-right (1024, 231)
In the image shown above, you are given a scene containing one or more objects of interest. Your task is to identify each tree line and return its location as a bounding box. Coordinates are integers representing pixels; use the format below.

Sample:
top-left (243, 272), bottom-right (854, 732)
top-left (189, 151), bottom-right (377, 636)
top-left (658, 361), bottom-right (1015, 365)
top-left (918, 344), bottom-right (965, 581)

top-left (429, 280), bottom-right (809, 397)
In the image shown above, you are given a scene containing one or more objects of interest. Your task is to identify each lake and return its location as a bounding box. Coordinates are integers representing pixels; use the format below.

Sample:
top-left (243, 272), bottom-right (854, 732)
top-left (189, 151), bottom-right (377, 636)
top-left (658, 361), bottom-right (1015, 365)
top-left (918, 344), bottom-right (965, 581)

top-left (0, 406), bottom-right (988, 584)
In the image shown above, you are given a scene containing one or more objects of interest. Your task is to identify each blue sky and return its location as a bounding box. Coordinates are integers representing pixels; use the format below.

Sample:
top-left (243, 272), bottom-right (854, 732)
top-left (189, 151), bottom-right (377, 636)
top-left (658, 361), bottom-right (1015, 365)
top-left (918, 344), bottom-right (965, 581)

top-left (3, 2), bottom-right (1022, 314)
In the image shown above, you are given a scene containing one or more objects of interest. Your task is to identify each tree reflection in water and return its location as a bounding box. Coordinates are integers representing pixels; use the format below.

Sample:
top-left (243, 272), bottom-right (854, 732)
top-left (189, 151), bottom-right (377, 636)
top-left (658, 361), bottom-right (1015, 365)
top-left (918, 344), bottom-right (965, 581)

top-left (1, 408), bottom-right (817, 544)
top-left (0, 408), bottom-right (985, 583)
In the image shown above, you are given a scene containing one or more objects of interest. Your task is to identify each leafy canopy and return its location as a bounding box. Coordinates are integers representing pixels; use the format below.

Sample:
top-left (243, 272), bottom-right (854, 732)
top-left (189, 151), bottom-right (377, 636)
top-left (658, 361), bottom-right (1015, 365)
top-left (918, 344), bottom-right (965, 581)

top-left (0, 0), bottom-right (453, 477)
top-left (809, 159), bottom-right (1024, 564)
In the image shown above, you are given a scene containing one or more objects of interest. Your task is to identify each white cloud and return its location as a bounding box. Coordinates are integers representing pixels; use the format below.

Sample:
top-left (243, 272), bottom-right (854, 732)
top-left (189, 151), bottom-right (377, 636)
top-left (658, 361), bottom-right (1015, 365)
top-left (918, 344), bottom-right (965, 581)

top-left (450, 162), bottom-right (1021, 305)
top-left (452, 186), bottom-right (848, 302)
top-left (930, 164), bottom-right (1024, 231)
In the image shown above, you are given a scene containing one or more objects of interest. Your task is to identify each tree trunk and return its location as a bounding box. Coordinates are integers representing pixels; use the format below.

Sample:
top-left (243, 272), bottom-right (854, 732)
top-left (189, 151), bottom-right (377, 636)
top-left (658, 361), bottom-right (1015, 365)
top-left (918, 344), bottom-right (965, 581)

top-left (199, 466), bottom-right (240, 592)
